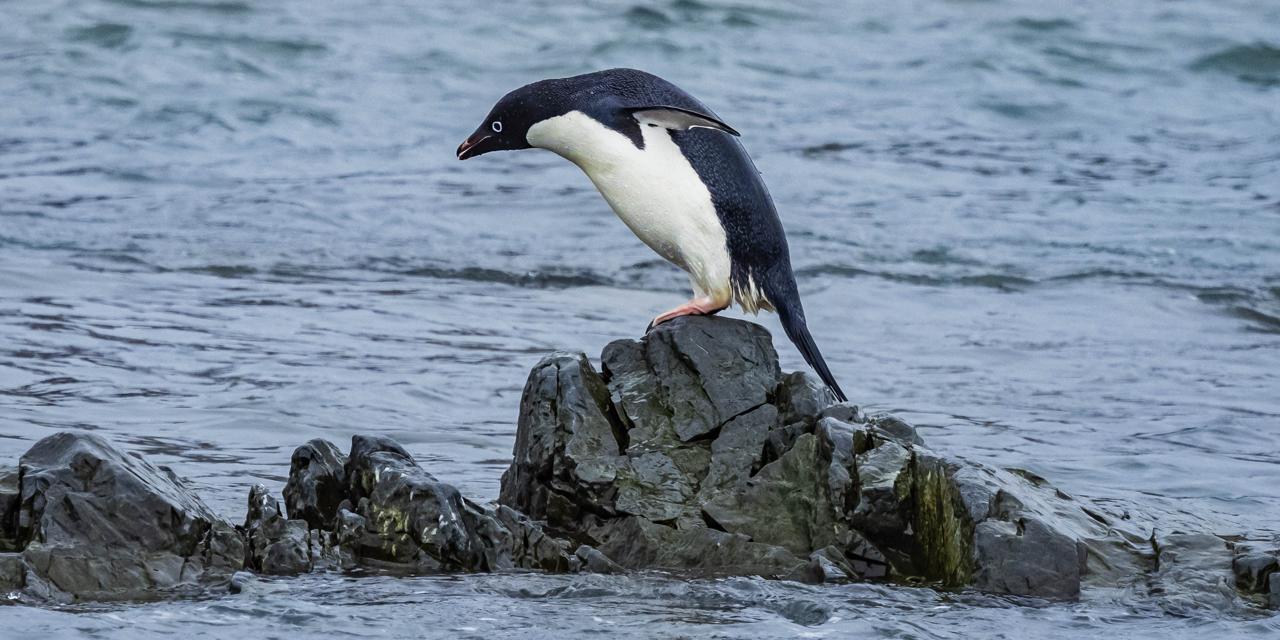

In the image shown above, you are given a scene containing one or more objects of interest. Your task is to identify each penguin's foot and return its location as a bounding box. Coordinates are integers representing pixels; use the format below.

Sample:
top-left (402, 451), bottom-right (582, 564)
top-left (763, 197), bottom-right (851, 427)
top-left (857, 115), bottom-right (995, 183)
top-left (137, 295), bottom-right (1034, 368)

top-left (646, 296), bottom-right (727, 333)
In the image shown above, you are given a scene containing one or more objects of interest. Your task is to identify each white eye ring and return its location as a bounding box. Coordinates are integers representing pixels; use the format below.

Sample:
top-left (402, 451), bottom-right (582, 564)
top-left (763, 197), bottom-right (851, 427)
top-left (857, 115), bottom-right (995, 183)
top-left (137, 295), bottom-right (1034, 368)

top-left (491, 121), bottom-right (503, 133)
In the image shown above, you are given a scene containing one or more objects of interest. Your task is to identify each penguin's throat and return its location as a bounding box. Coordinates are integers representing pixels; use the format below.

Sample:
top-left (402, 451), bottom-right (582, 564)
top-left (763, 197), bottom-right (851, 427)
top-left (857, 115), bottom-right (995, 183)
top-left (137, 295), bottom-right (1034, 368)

top-left (526, 111), bottom-right (632, 170)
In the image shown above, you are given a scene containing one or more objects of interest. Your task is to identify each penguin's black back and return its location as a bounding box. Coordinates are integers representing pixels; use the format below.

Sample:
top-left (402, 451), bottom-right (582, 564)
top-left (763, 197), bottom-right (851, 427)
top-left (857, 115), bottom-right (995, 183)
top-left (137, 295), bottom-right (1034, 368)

top-left (670, 128), bottom-right (788, 301)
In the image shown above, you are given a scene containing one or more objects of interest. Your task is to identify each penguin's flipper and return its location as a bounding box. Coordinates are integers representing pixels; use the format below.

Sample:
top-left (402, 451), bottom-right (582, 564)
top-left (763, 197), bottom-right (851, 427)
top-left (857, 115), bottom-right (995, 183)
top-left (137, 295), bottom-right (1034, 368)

top-left (625, 106), bottom-right (740, 137)
top-left (762, 271), bottom-right (848, 403)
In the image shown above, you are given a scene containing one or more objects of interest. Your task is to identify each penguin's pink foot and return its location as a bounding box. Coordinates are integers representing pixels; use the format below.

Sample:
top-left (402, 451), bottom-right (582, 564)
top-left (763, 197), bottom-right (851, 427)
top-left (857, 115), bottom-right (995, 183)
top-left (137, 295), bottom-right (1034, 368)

top-left (646, 296), bottom-right (728, 333)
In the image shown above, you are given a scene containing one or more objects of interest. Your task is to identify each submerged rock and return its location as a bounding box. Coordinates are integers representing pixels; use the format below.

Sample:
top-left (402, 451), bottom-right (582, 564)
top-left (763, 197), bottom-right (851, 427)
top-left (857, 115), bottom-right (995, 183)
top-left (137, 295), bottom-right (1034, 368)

top-left (12, 432), bottom-right (243, 601)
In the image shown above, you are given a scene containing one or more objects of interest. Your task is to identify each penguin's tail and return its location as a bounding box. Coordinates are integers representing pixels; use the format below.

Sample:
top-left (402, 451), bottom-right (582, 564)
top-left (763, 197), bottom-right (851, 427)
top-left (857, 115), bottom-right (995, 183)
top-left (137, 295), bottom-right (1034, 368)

top-left (762, 271), bottom-right (847, 403)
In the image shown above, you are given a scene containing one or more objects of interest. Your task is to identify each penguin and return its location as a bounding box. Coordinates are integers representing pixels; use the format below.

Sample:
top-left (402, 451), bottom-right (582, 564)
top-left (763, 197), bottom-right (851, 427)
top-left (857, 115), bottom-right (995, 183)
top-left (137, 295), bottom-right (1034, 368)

top-left (457, 68), bottom-right (846, 402)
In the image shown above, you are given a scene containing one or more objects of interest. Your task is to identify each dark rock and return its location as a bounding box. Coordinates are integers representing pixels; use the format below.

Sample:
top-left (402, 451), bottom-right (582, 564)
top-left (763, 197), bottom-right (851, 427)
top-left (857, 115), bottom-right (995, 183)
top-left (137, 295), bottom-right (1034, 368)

top-left (493, 505), bottom-right (575, 572)
top-left (957, 464), bottom-right (1152, 596)
top-left (269, 433), bottom-right (583, 576)
top-left (1152, 533), bottom-right (1239, 614)
top-left (0, 552), bottom-right (23, 590)
top-left (908, 451), bottom-right (975, 586)
top-left (1231, 545), bottom-right (1278, 593)
top-left (499, 353), bottom-right (626, 531)
top-left (613, 449), bottom-right (703, 523)
top-left (696, 404), bottom-right (776, 501)
top-left (590, 515), bottom-right (809, 579)
top-left (242, 484), bottom-right (312, 576)
top-left (345, 434), bottom-right (512, 572)
top-left (3, 314), bottom-right (1268, 609)
top-left (776, 371), bottom-right (837, 426)
top-left (205, 520), bottom-right (246, 573)
top-left (848, 437), bottom-right (913, 568)
top-left (843, 530), bottom-right (890, 579)
top-left (973, 518), bottom-right (1084, 599)
top-left (760, 420), bottom-right (811, 468)
top-left (494, 315), bottom-right (1161, 595)
top-left (15, 432), bottom-right (243, 600)
top-left (227, 571), bottom-right (255, 594)
top-left (818, 403), bottom-right (865, 426)
top-left (807, 546), bottom-right (857, 583)
top-left (1231, 539), bottom-right (1279, 609)
top-left (574, 544), bottom-right (625, 574)
top-left (283, 439), bottom-right (348, 531)
top-left (332, 507), bottom-right (367, 570)
top-left (866, 414), bottom-right (925, 447)
top-left (702, 432), bottom-right (841, 556)
top-left (0, 466), bottom-right (18, 552)
top-left (602, 315), bottom-right (780, 444)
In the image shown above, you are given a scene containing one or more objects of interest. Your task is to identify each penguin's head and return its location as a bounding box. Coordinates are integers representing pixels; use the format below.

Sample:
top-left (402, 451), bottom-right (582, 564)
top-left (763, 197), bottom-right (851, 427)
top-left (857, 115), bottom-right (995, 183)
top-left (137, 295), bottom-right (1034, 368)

top-left (456, 82), bottom-right (564, 160)
top-left (457, 69), bottom-right (739, 161)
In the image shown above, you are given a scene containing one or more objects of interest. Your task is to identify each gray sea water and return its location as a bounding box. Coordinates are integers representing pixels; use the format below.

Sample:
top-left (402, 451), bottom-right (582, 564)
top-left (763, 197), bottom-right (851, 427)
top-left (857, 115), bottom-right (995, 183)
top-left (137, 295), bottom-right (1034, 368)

top-left (2, 0), bottom-right (1279, 637)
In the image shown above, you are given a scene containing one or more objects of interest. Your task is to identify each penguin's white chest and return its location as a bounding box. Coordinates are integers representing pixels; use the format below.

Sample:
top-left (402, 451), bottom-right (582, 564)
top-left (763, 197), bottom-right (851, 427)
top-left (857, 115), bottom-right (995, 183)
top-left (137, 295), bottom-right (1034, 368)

top-left (526, 111), bottom-right (731, 299)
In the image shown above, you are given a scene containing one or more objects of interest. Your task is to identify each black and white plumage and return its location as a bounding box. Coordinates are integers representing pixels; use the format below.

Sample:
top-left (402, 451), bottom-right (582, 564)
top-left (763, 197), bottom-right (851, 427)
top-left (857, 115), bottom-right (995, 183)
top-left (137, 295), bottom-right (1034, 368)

top-left (457, 68), bottom-right (846, 401)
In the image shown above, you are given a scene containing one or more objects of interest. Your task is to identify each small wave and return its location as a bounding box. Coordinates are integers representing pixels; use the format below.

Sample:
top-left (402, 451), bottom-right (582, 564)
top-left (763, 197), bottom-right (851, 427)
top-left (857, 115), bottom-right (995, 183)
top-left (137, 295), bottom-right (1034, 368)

top-left (180, 264), bottom-right (257, 278)
top-left (1011, 18), bottom-right (1076, 32)
top-left (798, 264), bottom-right (1033, 291)
top-left (910, 247), bottom-right (984, 267)
top-left (166, 31), bottom-right (328, 58)
top-left (799, 141), bottom-right (866, 158)
top-left (68, 23), bottom-right (134, 49)
top-left (625, 7), bottom-right (673, 30)
top-left (978, 99), bottom-right (1065, 120)
top-left (1043, 268), bottom-right (1159, 283)
top-left (1190, 42), bottom-right (1280, 86)
top-left (104, 0), bottom-right (252, 14)
top-left (1229, 306), bottom-right (1280, 334)
top-left (396, 265), bottom-right (612, 290)
top-left (0, 376), bottom-right (98, 404)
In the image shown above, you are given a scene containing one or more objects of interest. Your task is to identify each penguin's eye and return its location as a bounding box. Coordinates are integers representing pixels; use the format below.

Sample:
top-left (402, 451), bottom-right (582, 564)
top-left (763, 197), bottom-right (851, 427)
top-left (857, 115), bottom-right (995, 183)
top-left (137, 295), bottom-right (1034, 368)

top-left (491, 121), bottom-right (503, 133)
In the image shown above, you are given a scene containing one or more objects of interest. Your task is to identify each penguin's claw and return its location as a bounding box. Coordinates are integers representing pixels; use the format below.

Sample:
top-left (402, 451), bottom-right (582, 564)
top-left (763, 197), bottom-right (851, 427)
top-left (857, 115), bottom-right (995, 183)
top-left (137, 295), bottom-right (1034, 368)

top-left (647, 296), bottom-right (728, 334)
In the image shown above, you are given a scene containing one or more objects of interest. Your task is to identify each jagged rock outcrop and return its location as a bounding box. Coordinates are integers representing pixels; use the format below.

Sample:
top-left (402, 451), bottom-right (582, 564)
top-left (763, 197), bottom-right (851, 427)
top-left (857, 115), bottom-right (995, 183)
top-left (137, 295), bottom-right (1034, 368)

top-left (496, 315), bottom-right (1211, 601)
top-left (279, 434), bottom-right (583, 574)
top-left (1, 315), bottom-right (1274, 611)
top-left (7, 432), bottom-right (244, 601)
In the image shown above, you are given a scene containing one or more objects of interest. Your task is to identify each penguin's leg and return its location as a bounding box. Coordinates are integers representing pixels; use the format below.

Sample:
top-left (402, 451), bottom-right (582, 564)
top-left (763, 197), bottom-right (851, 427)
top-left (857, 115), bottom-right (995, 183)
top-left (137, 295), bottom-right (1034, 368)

top-left (647, 296), bottom-right (727, 331)
top-left (646, 280), bottom-right (730, 332)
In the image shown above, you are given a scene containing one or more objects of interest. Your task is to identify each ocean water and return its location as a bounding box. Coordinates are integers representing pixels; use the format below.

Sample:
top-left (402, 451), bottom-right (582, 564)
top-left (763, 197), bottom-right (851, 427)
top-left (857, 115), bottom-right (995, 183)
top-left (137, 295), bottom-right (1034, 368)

top-left (1, 0), bottom-right (1278, 637)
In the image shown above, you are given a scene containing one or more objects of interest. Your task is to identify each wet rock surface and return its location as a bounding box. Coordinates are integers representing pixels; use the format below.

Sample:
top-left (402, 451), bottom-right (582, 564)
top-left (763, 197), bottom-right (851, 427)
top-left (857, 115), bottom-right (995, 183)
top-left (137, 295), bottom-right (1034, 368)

top-left (243, 484), bottom-right (311, 576)
top-left (9, 432), bottom-right (244, 601)
top-left (283, 439), bottom-right (348, 531)
top-left (1, 315), bottom-right (1275, 612)
top-left (497, 315), bottom-right (1272, 608)
top-left (1232, 538), bottom-right (1280, 609)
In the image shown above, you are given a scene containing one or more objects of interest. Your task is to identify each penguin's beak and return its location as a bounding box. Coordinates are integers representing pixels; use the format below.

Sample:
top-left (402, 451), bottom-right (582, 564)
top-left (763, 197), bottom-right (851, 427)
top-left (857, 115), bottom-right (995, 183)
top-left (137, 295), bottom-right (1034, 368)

top-left (456, 133), bottom-right (492, 160)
